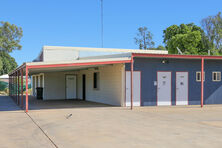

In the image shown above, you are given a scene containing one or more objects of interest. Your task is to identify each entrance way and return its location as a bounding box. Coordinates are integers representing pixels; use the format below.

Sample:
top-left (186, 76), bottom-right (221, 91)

top-left (176, 72), bottom-right (188, 105)
top-left (157, 71), bottom-right (171, 105)
top-left (82, 74), bottom-right (86, 100)
top-left (66, 75), bottom-right (77, 99)
top-left (125, 71), bottom-right (141, 106)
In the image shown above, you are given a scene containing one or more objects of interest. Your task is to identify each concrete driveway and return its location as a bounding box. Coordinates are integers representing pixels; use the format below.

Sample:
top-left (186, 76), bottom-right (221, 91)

top-left (1, 95), bottom-right (222, 148)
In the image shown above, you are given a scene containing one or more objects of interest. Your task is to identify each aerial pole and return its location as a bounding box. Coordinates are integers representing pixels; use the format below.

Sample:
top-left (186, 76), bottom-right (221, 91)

top-left (101, 0), bottom-right (103, 48)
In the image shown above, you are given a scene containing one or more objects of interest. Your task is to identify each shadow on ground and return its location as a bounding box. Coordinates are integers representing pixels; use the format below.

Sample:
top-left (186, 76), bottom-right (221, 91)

top-left (0, 95), bottom-right (112, 111)
top-left (0, 95), bottom-right (21, 111)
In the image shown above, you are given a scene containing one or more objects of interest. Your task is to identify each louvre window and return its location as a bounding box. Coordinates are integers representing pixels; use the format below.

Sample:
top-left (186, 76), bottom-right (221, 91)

top-left (212, 72), bottom-right (221, 82)
top-left (196, 72), bottom-right (205, 82)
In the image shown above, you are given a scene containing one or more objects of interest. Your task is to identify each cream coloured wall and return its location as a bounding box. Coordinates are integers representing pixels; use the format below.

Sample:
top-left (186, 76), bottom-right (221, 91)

top-left (38, 63), bottom-right (125, 106)
top-left (78, 64), bottom-right (125, 106)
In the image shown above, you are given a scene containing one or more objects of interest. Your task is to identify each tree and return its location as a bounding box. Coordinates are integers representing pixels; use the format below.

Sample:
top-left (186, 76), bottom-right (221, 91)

top-left (0, 21), bottom-right (23, 53)
top-left (163, 23), bottom-right (210, 54)
top-left (134, 27), bottom-right (155, 49)
top-left (156, 45), bottom-right (166, 50)
top-left (0, 21), bottom-right (21, 74)
top-left (0, 52), bottom-right (17, 75)
top-left (201, 12), bottom-right (222, 53)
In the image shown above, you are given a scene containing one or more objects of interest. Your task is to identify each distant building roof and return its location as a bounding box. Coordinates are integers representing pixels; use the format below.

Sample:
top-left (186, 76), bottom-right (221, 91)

top-left (0, 74), bottom-right (9, 79)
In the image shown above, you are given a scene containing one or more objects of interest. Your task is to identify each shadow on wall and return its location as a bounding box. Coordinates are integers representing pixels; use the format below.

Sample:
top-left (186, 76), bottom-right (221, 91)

top-left (206, 85), bottom-right (222, 104)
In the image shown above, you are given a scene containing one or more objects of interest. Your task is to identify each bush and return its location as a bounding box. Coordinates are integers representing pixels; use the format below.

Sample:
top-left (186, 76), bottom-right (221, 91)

top-left (0, 81), bottom-right (8, 91)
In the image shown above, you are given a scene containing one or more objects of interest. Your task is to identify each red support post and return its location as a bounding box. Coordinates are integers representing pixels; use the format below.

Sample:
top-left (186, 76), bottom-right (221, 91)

top-left (17, 71), bottom-right (20, 105)
top-left (21, 69), bottom-right (23, 108)
top-left (10, 75), bottom-right (11, 96)
top-left (13, 74), bottom-right (15, 99)
top-left (25, 66), bottom-right (29, 112)
top-left (15, 72), bottom-right (18, 104)
top-left (8, 75), bottom-right (10, 96)
top-left (130, 54), bottom-right (134, 110)
top-left (14, 73), bottom-right (17, 102)
top-left (201, 58), bottom-right (204, 108)
top-left (12, 75), bottom-right (14, 99)
top-left (12, 75), bottom-right (13, 97)
top-left (15, 73), bottom-right (17, 102)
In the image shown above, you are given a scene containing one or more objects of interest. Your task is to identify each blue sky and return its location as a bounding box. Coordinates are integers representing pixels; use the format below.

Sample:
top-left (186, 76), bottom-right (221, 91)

top-left (0, 0), bottom-right (221, 65)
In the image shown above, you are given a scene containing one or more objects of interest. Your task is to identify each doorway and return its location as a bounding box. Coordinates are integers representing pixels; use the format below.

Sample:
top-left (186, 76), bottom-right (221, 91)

top-left (125, 71), bottom-right (141, 106)
top-left (176, 72), bottom-right (188, 105)
top-left (66, 75), bottom-right (77, 99)
top-left (157, 71), bottom-right (171, 105)
top-left (82, 74), bottom-right (86, 100)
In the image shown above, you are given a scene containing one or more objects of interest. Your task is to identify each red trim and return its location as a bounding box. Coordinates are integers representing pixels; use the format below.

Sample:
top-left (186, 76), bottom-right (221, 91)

top-left (125, 71), bottom-right (142, 107)
top-left (156, 71), bottom-right (172, 106)
top-left (27, 60), bottom-right (131, 69)
top-left (133, 53), bottom-right (222, 60)
top-left (175, 71), bottom-right (189, 105)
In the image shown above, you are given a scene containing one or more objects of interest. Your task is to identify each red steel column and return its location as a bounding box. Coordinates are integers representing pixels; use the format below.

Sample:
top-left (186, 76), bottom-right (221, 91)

top-left (21, 69), bottom-right (23, 108)
top-left (13, 74), bottom-right (14, 99)
top-left (10, 75), bottom-right (11, 96)
top-left (17, 71), bottom-right (20, 105)
top-left (25, 66), bottom-right (29, 112)
top-left (15, 73), bottom-right (17, 101)
top-left (130, 54), bottom-right (134, 110)
top-left (201, 58), bottom-right (204, 108)
top-left (9, 75), bottom-right (10, 96)
top-left (12, 75), bottom-right (14, 98)
top-left (13, 74), bottom-right (14, 100)
top-left (15, 72), bottom-right (18, 104)
top-left (15, 73), bottom-right (17, 102)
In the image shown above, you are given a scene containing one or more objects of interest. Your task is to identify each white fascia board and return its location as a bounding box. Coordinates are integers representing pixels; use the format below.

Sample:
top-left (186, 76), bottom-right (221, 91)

top-left (43, 46), bottom-right (168, 54)
top-left (26, 57), bottom-right (131, 66)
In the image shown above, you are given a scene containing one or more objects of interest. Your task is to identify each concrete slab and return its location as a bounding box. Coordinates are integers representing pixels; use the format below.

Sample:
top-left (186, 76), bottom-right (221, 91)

top-left (2, 95), bottom-right (222, 148)
top-left (28, 99), bottom-right (222, 148)
top-left (0, 95), bottom-right (55, 148)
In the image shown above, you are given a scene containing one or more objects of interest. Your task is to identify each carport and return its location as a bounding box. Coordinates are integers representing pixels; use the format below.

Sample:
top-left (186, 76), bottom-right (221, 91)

top-left (8, 58), bottom-right (131, 112)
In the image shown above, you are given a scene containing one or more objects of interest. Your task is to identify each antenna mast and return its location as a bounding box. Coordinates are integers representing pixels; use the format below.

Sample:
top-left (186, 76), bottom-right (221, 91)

top-left (101, 0), bottom-right (103, 48)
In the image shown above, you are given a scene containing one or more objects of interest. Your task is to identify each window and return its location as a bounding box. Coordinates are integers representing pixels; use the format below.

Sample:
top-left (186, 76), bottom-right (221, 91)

top-left (196, 71), bottom-right (205, 82)
top-left (93, 72), bottom-right (100, 89)
top-left (212, 72), bottom-right (221, 82)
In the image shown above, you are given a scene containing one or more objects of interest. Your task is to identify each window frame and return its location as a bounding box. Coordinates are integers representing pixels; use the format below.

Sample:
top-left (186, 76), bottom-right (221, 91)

top-left (212, 71), bottom-right (221, 82)
top-left (196, 71), bottom-right (205, 82)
